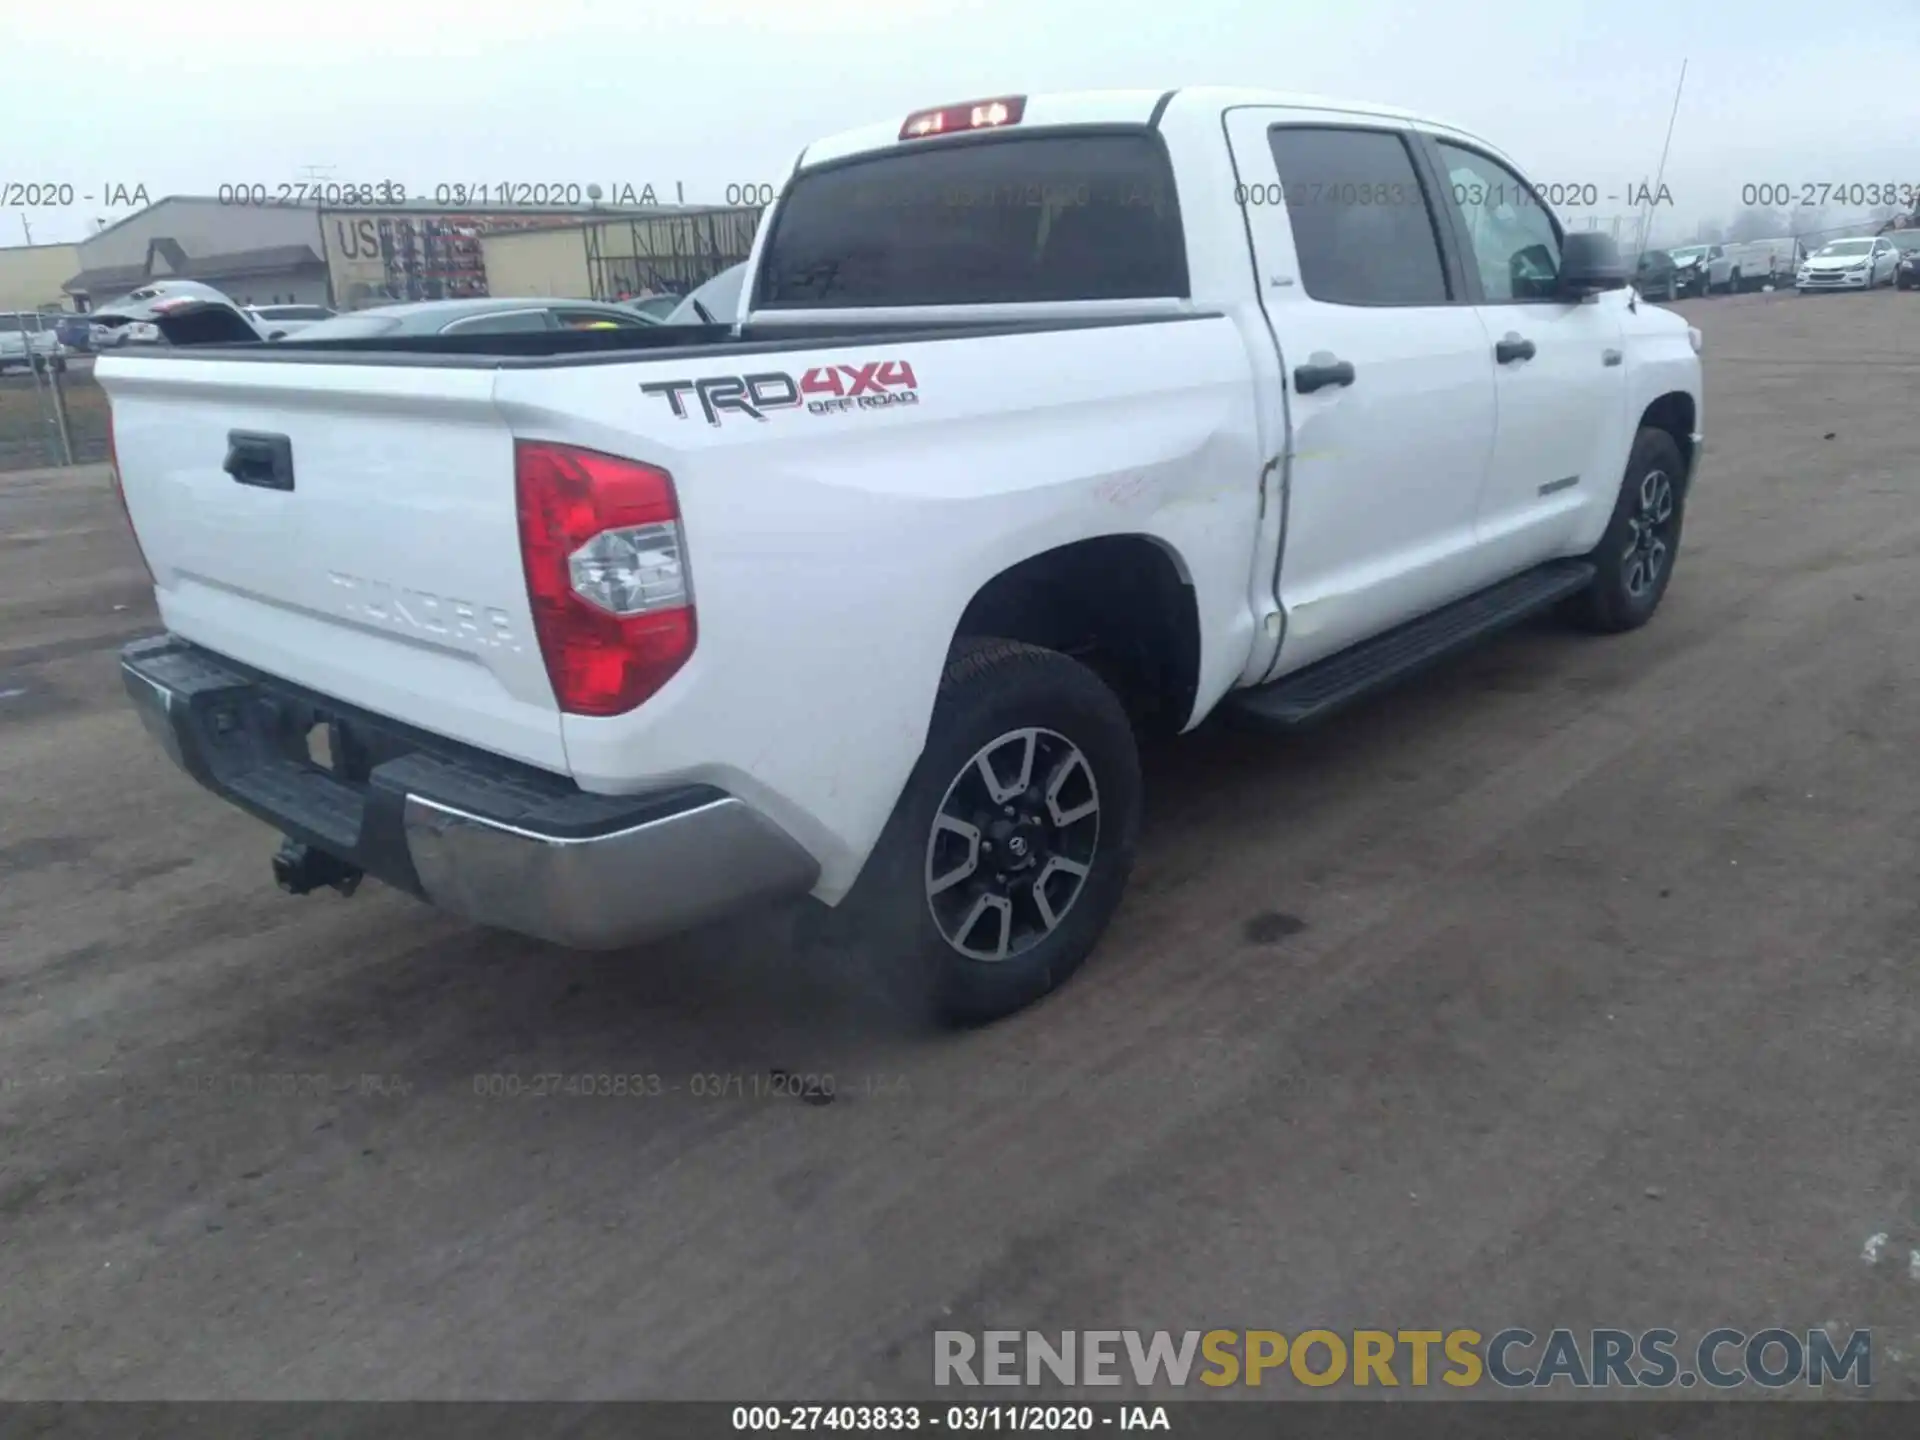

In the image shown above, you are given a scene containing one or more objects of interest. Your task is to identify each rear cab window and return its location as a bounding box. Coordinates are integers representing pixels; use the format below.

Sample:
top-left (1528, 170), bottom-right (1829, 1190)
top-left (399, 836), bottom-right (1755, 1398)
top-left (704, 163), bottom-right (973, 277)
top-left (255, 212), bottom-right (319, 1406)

top-left (1265, 127), bottom-right (1452, 306)
top-left (756, 130), bottom-right (1189, 308)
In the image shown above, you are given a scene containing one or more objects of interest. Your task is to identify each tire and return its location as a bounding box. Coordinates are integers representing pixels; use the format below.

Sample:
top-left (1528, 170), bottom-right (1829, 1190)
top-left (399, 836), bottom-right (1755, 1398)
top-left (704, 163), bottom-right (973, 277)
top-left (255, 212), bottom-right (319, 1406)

top-left (819, 638), bottom-right (1142, 1026)
top-left (1727, 269), bottom-right (1742, 294)
top-left (1566, 427), bottom-right (1688, 634)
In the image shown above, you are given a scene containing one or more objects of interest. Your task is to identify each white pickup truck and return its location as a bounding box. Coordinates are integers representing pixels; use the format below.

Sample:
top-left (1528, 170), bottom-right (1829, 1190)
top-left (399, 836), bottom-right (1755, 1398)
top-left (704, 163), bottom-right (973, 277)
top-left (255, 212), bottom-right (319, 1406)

top-left (104, 88), bottom-right (1703, 1023)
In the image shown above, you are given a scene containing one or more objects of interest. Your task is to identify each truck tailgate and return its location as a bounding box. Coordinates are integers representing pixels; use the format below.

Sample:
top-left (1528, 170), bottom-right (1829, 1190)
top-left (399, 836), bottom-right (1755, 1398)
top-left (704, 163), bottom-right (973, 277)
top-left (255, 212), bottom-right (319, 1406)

top-left (99, 355), bottom-right (565, 772)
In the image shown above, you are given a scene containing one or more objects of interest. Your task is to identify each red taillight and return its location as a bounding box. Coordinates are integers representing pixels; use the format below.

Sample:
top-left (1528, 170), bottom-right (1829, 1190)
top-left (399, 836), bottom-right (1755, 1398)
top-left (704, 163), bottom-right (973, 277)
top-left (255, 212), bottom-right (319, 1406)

top-left (900, 95), bottom-right (1026, 141)
top-left (514, 440), bottom-right (696, 717)
top-left (106, 412), bottom-right (154, 583)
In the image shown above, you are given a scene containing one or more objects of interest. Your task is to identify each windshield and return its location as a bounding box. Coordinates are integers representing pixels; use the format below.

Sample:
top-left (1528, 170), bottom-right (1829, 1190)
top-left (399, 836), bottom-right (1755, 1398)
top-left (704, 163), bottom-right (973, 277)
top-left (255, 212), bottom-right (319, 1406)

top-left (282, 313), bottom-right (407, 340)
top-left (1887, 232), bottom-right (1920, 252)
top-left (1669, 246), bottom-right (1708, 261)
top-left (1815, 240), bottom-right (1873, 258)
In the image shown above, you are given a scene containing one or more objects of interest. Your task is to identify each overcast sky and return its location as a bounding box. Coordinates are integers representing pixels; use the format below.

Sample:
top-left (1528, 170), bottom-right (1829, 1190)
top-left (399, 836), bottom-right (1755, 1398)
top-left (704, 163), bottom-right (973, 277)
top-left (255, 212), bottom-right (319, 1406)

top-left (11, 0), bottom-right (1920, 247)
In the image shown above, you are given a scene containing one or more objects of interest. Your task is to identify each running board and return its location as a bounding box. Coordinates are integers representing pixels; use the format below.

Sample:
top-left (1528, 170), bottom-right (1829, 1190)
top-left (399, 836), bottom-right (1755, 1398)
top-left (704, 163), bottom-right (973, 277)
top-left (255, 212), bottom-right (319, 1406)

top-left (1227, 560), bottom-right (1597, 731)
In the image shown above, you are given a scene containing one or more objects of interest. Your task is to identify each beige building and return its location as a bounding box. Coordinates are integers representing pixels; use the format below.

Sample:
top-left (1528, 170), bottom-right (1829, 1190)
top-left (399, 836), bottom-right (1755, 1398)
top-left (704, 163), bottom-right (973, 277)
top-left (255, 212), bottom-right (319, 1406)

top-left (0, 244), bottom-right (84, 312)
top-left (482, 207), bottom-right (764, 303)
top-left (479, 226), bottom-right (593, 298)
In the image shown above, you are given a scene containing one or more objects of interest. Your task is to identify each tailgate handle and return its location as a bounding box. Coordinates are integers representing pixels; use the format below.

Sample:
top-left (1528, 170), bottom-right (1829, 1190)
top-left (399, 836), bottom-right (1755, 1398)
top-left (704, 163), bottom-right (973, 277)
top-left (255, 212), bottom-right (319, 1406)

top-left (223, 430), bottom-right (295, 491)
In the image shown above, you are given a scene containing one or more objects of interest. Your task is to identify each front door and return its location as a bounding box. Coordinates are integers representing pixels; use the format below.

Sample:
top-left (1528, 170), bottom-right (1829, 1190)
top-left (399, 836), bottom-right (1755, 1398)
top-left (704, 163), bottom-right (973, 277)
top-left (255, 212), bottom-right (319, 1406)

top-left (1422, 137), bottom-right (1630, 576)
top-left (1225, 109), bottom-right (1501, 676)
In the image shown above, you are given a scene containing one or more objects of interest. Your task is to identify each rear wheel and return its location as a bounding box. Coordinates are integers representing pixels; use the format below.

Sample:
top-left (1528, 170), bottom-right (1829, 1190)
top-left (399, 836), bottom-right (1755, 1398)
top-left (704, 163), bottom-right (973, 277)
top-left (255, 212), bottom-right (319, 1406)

top-left (1567, 427), bottom-right (1687, 634)
top-left (822, 638), bottom-right (1141, 1026)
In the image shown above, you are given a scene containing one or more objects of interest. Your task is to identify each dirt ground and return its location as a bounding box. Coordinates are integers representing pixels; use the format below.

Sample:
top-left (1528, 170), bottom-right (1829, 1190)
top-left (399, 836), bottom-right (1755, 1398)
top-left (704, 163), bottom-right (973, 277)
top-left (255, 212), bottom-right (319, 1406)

top-left (3, 289), bottom-right (1920, 1405)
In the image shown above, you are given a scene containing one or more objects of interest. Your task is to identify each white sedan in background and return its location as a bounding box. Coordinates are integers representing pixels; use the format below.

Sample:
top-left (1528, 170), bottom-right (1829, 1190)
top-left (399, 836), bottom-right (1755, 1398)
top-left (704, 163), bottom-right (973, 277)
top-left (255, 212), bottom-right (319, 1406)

top-left (1796, 236), bottom-right (1901, 292)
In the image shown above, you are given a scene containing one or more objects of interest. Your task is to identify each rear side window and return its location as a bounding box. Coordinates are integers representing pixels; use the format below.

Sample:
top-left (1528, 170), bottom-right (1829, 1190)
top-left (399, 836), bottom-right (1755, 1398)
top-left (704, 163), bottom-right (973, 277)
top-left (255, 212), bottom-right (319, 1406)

top-left (759, 132), bottom-right (1188, 307)
top-left (553, 308), bottom-right (650, 329)
top-left (440, 310), bottom-right (552, 335)
top-left (1266, 127), bottom-right (1450, 306)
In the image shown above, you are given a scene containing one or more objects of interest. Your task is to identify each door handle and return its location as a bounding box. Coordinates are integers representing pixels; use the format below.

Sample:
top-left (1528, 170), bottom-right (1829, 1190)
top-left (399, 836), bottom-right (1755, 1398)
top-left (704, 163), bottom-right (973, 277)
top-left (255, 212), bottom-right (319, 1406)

top-left (1495, 335), bottom-right (1537, 364)
top-left (1293, 359), bottom-right (1355, 394)
top-left (223, 430), bottom-right (295, 491)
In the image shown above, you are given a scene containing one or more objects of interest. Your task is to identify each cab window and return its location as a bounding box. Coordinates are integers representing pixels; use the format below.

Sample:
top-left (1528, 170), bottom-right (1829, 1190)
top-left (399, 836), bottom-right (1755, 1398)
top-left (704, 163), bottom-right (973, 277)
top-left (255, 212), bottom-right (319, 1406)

top-left (1434, 141), bottom-right (1561, 302)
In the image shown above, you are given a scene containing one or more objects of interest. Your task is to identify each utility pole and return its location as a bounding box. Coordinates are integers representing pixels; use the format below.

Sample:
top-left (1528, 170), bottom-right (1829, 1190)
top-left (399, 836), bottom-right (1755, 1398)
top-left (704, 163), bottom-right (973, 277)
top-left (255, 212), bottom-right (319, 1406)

top-left (1638, 59), bottom-right (1687, 258)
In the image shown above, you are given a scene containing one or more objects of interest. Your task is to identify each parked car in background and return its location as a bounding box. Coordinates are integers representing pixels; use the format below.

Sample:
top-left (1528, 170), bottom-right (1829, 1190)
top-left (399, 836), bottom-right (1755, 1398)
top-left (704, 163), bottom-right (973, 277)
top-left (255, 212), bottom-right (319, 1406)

top-left (55, 313), bottom-right (95, 353)
top-left (1796, 236), bottom-right (1901, 292)
top-left (1631, 248), bottom-right (1681, 301)
top-left (1667, 244), bottom-right (1730, 296)
top-left (245, 304), bottom-right (337, 339)
top-left (86, 280), bottom-right (267, 349)
top-left (1888, 230), bottom-right (1920, 290)
top-left (664, 262), bottom-right (747, 325)
top-left (1722, 238), bottom-right (1796, 291)
top-left (286, 297), bottom-right (660, 341)
top-left (0, 311), bottom-right (67, 373)
top-left (623, 295), bottom-right (684, 321)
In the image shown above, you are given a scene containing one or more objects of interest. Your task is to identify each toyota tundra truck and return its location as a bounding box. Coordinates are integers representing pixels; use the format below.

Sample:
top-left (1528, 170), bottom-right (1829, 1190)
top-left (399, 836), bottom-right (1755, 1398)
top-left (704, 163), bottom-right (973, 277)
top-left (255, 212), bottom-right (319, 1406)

top-left (102, 88), bottom-right (1704, 1023)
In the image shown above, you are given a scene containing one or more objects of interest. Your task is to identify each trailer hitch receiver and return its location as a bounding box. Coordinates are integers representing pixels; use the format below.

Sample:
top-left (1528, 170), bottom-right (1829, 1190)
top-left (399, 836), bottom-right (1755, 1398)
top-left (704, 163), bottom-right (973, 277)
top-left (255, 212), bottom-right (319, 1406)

top-left (272, 837), bottom-right (364, 897)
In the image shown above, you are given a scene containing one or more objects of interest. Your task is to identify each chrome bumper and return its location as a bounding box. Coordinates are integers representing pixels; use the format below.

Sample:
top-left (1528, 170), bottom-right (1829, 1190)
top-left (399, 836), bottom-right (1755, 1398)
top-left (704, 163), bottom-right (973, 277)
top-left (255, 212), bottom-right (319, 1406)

top-left (122, 635), bottom-right (819, 950)
top-left (402, 793), bottom-right (819, 949)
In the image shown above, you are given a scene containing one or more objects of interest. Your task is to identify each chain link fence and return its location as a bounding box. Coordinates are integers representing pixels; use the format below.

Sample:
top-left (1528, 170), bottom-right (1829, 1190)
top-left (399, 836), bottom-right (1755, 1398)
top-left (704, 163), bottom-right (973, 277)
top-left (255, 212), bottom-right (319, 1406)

top-left (0, 354), bottom-right (109, 474)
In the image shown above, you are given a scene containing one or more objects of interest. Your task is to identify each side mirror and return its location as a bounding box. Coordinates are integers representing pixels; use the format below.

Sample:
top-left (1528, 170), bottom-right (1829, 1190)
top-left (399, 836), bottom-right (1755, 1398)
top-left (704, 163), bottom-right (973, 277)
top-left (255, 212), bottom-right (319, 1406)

top-left (1558, 231), bottom-right (1628, 300)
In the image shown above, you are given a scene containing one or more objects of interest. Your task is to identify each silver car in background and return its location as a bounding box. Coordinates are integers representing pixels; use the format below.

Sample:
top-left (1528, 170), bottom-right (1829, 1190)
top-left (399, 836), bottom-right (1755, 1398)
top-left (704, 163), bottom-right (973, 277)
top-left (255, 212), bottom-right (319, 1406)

top-left (244, 304), bottom-right (338, 339)
top-left (1796, 236), bottom-right (1902, 292)
top-left (0, 312), bottom-right (68, 373)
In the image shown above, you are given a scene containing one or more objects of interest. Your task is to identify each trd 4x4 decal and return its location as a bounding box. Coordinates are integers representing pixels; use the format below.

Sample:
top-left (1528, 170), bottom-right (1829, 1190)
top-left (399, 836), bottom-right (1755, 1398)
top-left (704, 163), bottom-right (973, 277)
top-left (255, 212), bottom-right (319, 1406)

top-left (642, 360), bottom-right (919, 426)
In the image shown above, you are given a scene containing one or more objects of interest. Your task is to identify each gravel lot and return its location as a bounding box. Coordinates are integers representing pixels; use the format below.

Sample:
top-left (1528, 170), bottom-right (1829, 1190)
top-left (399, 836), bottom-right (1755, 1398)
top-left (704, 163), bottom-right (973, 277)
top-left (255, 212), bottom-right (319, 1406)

top-left (3, 289), bottom-right (1920, 1405)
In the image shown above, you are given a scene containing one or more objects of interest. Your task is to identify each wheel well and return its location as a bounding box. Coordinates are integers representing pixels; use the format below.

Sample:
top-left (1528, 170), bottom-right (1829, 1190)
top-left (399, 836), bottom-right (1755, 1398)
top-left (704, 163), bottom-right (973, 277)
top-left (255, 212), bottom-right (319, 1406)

top-left (955, 536), bottom-right (1201, 734)
top-left (1639, 392), bottom-right (1696, 484)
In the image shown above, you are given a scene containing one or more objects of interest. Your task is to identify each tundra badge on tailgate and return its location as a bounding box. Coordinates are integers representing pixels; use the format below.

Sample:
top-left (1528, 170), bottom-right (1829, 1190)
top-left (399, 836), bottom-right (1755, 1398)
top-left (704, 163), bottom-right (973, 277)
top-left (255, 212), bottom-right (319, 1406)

top-left (642, 360), bottom-right (919, 426)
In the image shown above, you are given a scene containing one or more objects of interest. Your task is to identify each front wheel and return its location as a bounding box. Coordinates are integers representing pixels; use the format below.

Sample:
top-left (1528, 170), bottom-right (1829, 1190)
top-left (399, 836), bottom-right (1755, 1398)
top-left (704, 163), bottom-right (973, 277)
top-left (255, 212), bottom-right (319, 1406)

top-left (825, 638), bottom-right (1142, 1026)
top-left (1566, 428), bottom-right (1688, 634)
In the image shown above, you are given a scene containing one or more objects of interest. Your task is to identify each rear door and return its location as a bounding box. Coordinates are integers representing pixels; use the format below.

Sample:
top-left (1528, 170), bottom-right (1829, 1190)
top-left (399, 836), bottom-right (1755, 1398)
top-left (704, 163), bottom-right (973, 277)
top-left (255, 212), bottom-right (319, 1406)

top-left (1225, 108), bottom-right (1500, 673)
top-left (1420, 135), bottom-right (1628, 575)
top-left (100, 355), bottom-right (568, 770)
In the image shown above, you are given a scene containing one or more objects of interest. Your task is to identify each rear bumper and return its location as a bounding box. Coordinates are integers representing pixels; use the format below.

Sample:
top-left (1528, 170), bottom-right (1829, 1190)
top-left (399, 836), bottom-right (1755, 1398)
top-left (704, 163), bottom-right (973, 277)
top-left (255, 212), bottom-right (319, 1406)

top-left (121, 635), bottom-right (819, 949)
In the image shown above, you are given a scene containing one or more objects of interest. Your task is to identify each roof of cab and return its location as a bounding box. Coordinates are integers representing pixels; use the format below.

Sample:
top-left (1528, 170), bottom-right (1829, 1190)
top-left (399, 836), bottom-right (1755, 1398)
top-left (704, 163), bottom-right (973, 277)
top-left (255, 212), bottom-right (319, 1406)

top-left (794, 86), bottom-right (1478, 170)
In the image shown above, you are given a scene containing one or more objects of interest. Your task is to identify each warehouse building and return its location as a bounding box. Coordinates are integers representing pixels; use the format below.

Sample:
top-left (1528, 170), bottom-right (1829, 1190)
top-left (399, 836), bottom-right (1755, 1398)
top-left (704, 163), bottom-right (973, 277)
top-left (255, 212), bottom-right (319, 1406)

top-left (480, 207), bottom-right (764, 303)
top-left (64, 197), bottom-right (330, 309)
top-left (57, 194), bottom-right (709, 312)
